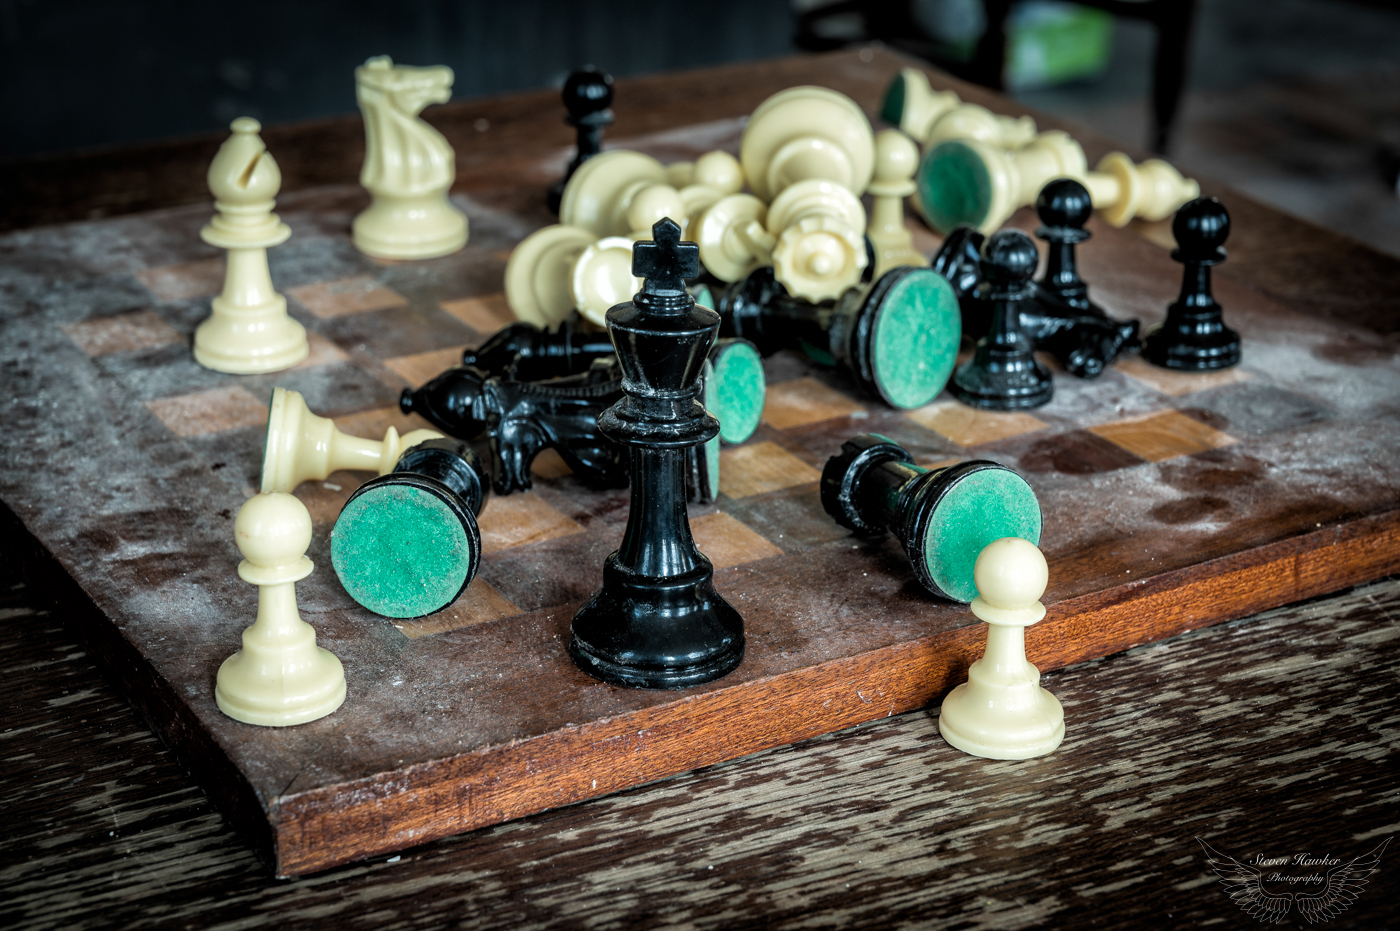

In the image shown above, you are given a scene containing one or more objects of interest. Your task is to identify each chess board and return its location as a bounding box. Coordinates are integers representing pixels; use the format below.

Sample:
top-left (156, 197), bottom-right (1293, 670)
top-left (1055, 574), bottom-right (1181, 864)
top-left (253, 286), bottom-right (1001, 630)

top-left (3, 51), bottom-right (1399, 878)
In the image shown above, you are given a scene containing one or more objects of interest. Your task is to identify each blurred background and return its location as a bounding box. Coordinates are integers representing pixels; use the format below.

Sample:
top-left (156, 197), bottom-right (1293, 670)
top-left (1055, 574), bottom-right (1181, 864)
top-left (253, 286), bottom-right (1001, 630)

top-left (2, 0), bottom-right (1398, 254)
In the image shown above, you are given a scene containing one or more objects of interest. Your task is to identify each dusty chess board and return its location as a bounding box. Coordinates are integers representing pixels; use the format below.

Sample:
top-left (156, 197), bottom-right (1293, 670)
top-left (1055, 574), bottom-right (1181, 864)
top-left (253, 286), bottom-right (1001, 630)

top-left (4, 62), bottom-right (1400, 878)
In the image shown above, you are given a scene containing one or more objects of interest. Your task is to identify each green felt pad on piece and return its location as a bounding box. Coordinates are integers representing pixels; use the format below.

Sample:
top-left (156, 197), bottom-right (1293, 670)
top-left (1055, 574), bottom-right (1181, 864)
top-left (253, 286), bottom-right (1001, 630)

top-left (872, 269), bottom-right (961, 410)
top-left (712, 341), bottom-right (765, 444)
top-left (331, 485), bottom-right (473, 619)
top-left (917, 141), bottom-right (993, 235)
top-left (880, 72), bottom-right (906, 128)
top-left (924, 468), bottom-right (1041, 603)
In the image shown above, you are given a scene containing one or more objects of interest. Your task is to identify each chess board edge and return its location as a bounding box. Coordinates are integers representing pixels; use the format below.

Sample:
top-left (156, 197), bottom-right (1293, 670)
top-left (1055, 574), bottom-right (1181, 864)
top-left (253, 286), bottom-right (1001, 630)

top-left (8, 496), bottom-right (1397, 876)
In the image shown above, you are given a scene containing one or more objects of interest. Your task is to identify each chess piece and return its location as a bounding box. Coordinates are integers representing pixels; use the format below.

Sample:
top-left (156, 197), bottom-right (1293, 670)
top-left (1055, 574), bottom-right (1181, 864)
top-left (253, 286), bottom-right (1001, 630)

top-left (546, 68), bottom-right (615, 215)
top-left (215, 492), bottom-right (346, 726)
top-left (569, 218), bottom-right (745, 689)
top-left (330, 438), bottom-right (490, 618)
top-left (504, 224), bottom-right (601, 329)
top-left (694, 192), bottom-right (772, 282)
top-left (938, 537), bottom-right (1065, 760)
top-left (951, 230), bottom-right (1053, 409)
top-left (1143, 197), bottom-right (1239, 370)
top-left (353, 56), bottom-right (468, 260)
top-left (767, 179), bottom-right (870, 301)
top-left (866, 129), bottom-right (929, 277)
top-left (741, 86), bottom-right (875, 201)
top-left (261, 387), bottom-right (442, 493)
top-left (559, 149), bottom-right (669, 237)
top-left (881, 67), bottom-right (961, 140)
top-left (923, 101), bottom-right (1039, 152)
top-left (666, 150), bottom-right (746, 221)
top-left (718, 265), bottom-right (960, 410)
top-left (193, 118), bottom-right (308, 374)
top-left (821, 434), bottom-right (1042, 602)
top-left (881, 69), bottom-right (1037, 151)
top-left (916, 132), bottom-right (1198, 235)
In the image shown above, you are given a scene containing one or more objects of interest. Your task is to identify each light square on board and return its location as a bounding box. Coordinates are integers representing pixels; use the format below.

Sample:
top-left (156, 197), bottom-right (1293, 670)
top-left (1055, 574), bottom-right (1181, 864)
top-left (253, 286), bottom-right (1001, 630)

top-left (1088, 409), bottom-right (1238, 462)
top-left (719, 441), bottom-right (822, 498)
top-left (62, 310), bottom-right (183, 357)
top-left (383, 346), bottom-right (470, 386)
top-left (1115, 355), bottom-right (1249, 397)
top-left (291, 331), bottom-right (350, 369)
top-left (761, 376), bottom-right (866, 429)
top-left (691, 511), bottom-right (784, 569)
top-left (146, 385), bottom-right (267, 438)
top-left (479, 492), bottom-right (585, 554)
top-left (442, 293), bottom-right (514, 334)
top-left (134, 258), bottom-right (225, 302)
top-left (288, 276), bottom-right (406, 319)
top-left (394, 580), bottom-right (521, 639)
top-left (905, 400), bottom-right (1048, 447)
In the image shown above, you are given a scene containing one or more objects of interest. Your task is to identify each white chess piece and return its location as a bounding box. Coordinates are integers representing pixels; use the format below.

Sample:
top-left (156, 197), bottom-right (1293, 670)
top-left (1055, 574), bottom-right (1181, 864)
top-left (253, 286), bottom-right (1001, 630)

top-left (215, 492), bottom-right (346, 726)
top-left (939, 537), bottom-right (1065, 760)
top-left (260, 387), bottom-right (442, 493)
top-left (353, 56), bottom-right (468, 260)
top-left (866, 129), bottom-right (928, 278)
top-left (193, 118), bottom-right (308, 374)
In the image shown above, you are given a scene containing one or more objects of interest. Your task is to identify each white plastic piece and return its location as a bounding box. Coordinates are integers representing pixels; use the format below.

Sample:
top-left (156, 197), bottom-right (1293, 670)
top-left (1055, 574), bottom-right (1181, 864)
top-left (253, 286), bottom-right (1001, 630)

top-left (923, 101), bottom-right (1038, 151)
top-left (866, 129), bottom-right (928, 277)
top-left (741, 86), bottom-right (875, 201)
top-left (1086, 151), bottom-right (1201, 228)
top-left (260, 387), bottom-right (442, 493)
top-left (559, 150), bottom-right (668, 237)
top-left (504, 224), bottom-right (599, 329)
top-left (890, 67), bottom-right (962, 142)
top-left (766, 179), bottom-right (868, 302)
top-left (696, 193), bottom-right (771, 283)
top-left (938, 537), bottom-right (1065, 760)
top-left (572, 236), bottom-right (643, 327)
top-left (215, 493), bottom-right (346, 727)
top-left (193, 118), bottom-right (308, 375)
top-left (352, 56), bottom-right (468, 260)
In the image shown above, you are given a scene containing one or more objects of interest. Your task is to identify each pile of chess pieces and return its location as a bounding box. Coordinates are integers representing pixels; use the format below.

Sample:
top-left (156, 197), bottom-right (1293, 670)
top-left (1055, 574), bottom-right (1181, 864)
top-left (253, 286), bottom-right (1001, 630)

top-left (197, 58), bottom-right (1243, 764)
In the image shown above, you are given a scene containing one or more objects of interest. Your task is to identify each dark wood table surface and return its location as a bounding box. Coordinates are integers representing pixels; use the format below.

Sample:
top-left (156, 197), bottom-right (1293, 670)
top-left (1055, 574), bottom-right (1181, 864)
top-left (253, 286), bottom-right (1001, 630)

top-left (3, 49), bottom-right (1398, 928)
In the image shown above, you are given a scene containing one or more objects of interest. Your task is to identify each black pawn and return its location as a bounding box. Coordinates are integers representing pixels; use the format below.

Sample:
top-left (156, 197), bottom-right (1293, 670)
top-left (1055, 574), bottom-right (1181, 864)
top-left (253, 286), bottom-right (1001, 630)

top-left (1034, 178), bottom-right (1096, 314)
top-left (330, 438), bottom-right (489, 619)
top-left (569, 217), bottom-right (744, 690)
top-left (546, 68), bottom-right (615, 215)
top-left (1143, 197), bottom-right (1240, 370)
top-left (951, 230), bottom-right (1053, 410)
top-left (821, 434), bottom-right (1043, 603)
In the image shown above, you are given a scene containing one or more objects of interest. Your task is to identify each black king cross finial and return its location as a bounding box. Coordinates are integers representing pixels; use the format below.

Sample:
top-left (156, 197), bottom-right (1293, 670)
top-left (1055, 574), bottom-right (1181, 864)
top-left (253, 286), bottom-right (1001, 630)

top-left (632, 217), bottom-right (698, 299)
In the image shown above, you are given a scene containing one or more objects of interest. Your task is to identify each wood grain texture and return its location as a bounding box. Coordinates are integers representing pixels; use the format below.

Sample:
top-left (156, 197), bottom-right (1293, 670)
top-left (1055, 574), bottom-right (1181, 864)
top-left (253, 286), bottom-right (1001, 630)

top-left (3, 552), bottom-right (1396, 929)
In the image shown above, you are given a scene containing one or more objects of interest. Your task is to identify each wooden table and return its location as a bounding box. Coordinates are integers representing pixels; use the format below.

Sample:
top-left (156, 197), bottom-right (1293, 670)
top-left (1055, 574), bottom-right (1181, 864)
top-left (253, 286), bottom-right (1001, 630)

top-left (2, 49), bottom-right (1398, 926)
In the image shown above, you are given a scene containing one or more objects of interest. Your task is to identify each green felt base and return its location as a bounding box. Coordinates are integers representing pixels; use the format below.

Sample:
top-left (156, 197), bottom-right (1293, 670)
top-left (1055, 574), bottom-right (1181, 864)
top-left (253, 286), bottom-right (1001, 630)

top-left (880, 72), bottom-right (906, 128)
top-left (712, 341), bottom-right (765, 444)
top-left (924, 468), bottom-right (1042, 603)
top-left (331, 484), bottom-right (475, 619)
top-left (871, 269), bottom-right (961, 410)
top-left (916, 141), bottom-right (993, 235)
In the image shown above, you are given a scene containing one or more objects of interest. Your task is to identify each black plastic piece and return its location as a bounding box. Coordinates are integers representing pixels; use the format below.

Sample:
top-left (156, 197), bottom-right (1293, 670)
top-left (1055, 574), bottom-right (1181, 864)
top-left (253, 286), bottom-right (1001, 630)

top-left (546, 68), bottom-right (614, 215)
top-left (569, 218), bottom-right (745, 690)
top-left (951, 229), bottom-right (1053, 409)
top-left (1142, 197), bottom-right (1240, 370)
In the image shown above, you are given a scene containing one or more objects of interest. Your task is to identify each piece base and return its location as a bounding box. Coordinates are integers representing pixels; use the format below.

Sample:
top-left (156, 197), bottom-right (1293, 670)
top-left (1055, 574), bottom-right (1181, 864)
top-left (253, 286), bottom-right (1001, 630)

top-left (1141, 332), bottom-right (1241, 371)
top-left (352, 200), bottom-right (469, 261)
top-left (568, 635), bottom-right (745, 690)
top-left (938, 683), bottom-right (1065, 760)
top-left (193, 318), bottom-right (309, 375)
top-left (215, 651), bottom-right (347, 727)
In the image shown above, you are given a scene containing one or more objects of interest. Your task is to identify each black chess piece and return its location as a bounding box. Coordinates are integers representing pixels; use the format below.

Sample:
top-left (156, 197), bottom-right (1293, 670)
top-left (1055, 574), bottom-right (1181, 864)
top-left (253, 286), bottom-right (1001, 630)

top-left (400, 360), bottom-right (630, 493)
top-left (330, 438), bottom-right (490, 619)
top-left (717, 264), bottom-right (960, 411)
top-left (821, 434), bottom-right (1043, 603)
top-left (460, 317), bottom-right (616, 382)
top-left (569, 218), bottom-right (744, 689)
top-left (546, 68), bottom-right (615, 215)
top-left (1142, 197), bottom-right (1239, 370)
top-left (951, 229), bottom-right (1053, 410)
top-left (930, 225), bottom-right (986, 301)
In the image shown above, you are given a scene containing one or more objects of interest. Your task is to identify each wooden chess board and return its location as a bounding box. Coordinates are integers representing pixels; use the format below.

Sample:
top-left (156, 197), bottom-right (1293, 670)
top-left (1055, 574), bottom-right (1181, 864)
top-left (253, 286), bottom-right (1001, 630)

top-left (3, 50), bottom-right (1398, 878)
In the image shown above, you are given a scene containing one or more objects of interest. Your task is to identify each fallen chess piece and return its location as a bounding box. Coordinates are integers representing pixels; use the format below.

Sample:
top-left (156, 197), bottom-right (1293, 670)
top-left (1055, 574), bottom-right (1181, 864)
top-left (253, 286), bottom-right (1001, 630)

top-left (719, 265), bottom-right (960, 410)
top-left (546, 68), bottom-right (615, 215)
top-left (193, 118), bottom-right (308, 374)
top-left (330, 438), bottom-right (490, 619)
top-left (1143, 197), bottom-right (1240, 370)
top-left (821, 434), bottom-right (1042, 602)
top-left (216, 492), bottom-right (346, 726)
top-left (353, 56), bottom-right (468, 260)
top-left (881, 67), bottom-right (1037, 153)
top-left (570, 218), bottom-right (745, 689)
top-left (939, 536), bottom-right (1065, 760)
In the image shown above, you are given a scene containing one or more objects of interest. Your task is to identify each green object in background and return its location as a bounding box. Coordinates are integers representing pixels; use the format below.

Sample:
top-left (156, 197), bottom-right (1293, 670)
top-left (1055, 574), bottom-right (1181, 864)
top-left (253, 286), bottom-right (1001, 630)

top-left (1005, 1), bottom-right (1114, 91)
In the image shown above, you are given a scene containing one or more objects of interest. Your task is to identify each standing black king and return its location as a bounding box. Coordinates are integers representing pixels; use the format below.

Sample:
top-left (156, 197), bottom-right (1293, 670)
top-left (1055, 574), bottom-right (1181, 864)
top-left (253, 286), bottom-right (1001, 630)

top-left (546, 68), bottom-right (615, 215)
top-left (1143, 197), bottom-right (1239, 370)
top-left (569, 218), bottom-right (745, 690)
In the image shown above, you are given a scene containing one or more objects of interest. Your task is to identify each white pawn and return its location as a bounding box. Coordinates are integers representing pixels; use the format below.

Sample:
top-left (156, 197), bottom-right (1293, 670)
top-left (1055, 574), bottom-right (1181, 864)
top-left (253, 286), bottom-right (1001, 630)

top-left (939, 537), bottom-right (1065, 760)
top-left (215, 492), bottom-right (346, 727)
top-left (866, 129), bottom-right (929, 278)
top-left (194, 118), bottom-right (308, 374)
